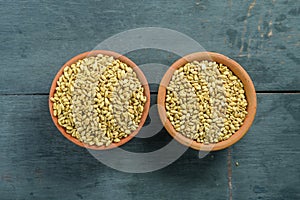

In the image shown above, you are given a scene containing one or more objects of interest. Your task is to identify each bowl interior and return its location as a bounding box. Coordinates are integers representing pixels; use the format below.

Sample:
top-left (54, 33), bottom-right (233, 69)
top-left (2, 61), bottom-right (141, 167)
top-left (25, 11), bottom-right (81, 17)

top-left (157, 52), bottom-right (257, 151)
top-left (49, 50), bottom-right (150, 150)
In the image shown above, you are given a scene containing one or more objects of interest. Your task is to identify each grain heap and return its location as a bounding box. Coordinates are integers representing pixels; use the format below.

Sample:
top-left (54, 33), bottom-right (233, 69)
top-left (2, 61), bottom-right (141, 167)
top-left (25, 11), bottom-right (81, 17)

top-left (51, 54), bottom-right (147, 146)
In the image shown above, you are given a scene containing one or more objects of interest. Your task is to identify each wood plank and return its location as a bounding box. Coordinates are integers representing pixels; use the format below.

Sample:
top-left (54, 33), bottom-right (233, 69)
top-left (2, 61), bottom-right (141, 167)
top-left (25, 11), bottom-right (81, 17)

top-left (0, 0), bottom-right (299, 94)
top-left (0, 94), bottom-right (228, 200)
top-left (231, 94), bottom-right (300, 199)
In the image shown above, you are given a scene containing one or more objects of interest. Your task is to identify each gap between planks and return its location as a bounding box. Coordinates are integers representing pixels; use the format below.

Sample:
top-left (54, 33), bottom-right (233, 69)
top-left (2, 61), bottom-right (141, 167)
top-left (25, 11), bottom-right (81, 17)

top-left (227, 148), bottom-right (233, 200)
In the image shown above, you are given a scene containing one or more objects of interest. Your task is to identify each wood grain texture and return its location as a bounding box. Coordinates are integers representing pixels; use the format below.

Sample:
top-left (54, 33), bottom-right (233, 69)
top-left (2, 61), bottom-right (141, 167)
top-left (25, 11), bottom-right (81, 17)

top-left (0, 0), bottom-right (299, 94)
top-left (0, 94), bottom-right (228, 200)
top-left (1, 94), bottom-right (299, 199)
top-left (231, 94), bottom-right (300, 200)
top-left (0, 0), bottom-right (299, 199)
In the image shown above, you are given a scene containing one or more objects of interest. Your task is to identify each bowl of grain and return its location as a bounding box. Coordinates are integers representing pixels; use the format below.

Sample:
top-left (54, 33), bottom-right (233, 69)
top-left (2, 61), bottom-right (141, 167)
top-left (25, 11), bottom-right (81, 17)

top-left (157, 52), bottom-right (256, 151)
top-left (49, 50), bottom-right (150, 150)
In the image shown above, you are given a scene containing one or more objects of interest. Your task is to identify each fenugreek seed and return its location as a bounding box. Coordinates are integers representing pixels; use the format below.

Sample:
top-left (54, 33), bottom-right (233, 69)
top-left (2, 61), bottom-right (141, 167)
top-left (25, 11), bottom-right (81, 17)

top-left (114, 138), bottom-right (121, 143)
top-left (166, 60), bottom-right (248, 144)
top-left (52, 55), bottom-right (146, 147)
top-left (104, 140), bottom-right (111, 146)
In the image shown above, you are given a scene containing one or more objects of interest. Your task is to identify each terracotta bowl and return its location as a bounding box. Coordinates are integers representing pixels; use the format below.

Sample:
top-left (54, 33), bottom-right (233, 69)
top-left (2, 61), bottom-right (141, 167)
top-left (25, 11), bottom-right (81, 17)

top-left (157, 52), bottom-right (257, 151)
top-left (49, 50), bottom-right (150, 150)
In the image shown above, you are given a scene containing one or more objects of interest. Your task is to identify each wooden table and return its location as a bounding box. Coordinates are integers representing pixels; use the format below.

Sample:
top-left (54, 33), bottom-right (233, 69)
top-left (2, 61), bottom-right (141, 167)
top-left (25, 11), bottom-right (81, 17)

top-left (1, 0), bottom-right (299, 199)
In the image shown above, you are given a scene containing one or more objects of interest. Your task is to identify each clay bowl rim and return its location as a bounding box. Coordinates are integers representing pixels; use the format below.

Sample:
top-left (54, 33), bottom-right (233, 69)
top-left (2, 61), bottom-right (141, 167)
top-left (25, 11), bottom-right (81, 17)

top-left (49, 50), bottom-right (150, 150)
top-left (157, 52), bottom-right (257, 151)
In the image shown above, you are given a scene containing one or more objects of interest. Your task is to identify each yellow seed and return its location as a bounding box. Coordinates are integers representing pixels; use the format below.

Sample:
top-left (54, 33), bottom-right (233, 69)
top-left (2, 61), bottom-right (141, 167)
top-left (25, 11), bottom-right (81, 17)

top-left (114, 138), bottom-right (121, 143)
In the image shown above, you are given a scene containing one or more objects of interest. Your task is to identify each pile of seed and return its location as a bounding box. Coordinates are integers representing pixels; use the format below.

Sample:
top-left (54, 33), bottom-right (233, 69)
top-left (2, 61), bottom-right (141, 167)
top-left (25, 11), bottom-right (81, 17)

top-left (51, 54), bottom-right (147, 146)
top-left (166, 60), bottom-right (248, 144)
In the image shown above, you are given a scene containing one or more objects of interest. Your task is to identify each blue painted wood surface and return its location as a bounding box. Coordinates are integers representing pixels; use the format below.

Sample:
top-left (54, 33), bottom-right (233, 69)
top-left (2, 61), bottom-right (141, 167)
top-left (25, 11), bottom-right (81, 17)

top-left (0, 0), bottom-right (299, 199)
